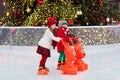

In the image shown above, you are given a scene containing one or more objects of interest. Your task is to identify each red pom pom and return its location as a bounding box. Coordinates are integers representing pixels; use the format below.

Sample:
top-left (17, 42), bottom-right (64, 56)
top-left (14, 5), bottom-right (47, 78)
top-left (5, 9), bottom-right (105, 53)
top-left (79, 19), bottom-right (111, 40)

top-left (2, 20), bottom-right (6, 25)
top-left (17, 11), bottom-right (22, 16)
top-left (99, 16), bottom-right (103, 21)
top-left (38, 0), bottom-right (43, 6)
top-left (10, 11), bottom-right (15, 16)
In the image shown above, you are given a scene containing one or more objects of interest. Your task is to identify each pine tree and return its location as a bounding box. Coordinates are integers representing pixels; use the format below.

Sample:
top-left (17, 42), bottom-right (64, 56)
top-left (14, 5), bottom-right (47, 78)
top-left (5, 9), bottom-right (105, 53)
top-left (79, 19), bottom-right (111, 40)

top-left (2, 0), bottom-right (25, 26)
top-left (22, 0), bottom-right (76, 26)
top-left (2, 0), bottom-right (38, 26)
top-left (73, 0), bottom-right (108, 25)
top-left (1, 0), bottom-right (120, 26)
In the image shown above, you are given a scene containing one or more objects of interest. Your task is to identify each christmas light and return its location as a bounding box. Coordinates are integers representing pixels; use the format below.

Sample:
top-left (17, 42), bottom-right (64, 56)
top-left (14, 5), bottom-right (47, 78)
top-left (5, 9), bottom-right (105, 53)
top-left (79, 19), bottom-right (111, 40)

top-left (77, 10), bottom-right (82, 15)
top-left (106, 17), bottom-right (110, 22)
top-left (75, 15), bottom-right (78, 18)
top-left (6, 12), bottom-right (10, 16)
top-left (26, 7), bottom-right (31, 13)
top-left (3, 2), bottom-right (6, 6)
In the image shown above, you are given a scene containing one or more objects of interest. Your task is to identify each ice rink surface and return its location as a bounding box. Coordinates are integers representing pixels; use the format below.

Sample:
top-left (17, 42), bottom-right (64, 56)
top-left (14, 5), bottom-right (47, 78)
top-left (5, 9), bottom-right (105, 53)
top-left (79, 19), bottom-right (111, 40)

top-left (0, 43), bottom-right (120, 80)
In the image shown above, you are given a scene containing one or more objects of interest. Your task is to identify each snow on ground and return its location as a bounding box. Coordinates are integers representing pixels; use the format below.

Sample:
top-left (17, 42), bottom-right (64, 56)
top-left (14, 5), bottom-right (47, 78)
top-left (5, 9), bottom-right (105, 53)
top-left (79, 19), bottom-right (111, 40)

top-left (0, 43), bottom-right (120, 80)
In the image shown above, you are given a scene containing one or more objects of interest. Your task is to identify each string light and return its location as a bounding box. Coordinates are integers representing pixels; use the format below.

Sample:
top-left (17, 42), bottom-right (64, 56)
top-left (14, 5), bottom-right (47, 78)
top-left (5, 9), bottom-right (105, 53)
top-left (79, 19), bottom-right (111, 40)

top-left (106, 17), bottom-right (110, 22)
top-left (77, 10), bottom-right (82, 15)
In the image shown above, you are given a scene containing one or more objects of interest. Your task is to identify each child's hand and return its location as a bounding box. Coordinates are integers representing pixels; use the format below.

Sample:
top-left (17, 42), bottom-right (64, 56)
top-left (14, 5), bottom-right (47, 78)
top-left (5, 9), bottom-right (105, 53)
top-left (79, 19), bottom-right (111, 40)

top-left (57, 37), bottom-right (62, 42)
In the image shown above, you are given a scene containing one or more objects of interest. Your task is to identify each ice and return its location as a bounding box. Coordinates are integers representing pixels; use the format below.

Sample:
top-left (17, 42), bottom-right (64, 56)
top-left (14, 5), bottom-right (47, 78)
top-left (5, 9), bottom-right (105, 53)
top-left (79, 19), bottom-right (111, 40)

top-left (0, 43), bottom-right (120, 80)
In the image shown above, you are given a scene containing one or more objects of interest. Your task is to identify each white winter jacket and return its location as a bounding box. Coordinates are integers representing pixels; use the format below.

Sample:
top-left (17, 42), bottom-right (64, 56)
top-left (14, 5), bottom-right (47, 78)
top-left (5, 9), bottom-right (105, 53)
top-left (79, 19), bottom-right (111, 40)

top-left (38, 28), bottom-right (61, 49)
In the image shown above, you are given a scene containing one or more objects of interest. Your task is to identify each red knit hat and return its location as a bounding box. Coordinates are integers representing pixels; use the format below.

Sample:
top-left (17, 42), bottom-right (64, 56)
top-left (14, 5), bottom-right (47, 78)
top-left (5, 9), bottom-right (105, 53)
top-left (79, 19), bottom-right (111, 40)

top-left (48, 17), bottom-right (56, 28)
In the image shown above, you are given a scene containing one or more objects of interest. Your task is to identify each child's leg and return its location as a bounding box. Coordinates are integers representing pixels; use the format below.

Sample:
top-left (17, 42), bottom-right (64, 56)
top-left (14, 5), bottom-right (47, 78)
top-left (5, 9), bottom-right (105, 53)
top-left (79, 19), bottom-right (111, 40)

top-left (58, 52), bottom-right (63, 63)
top-left (57, 52), bottom-right (62, 70)
top-left (39, 55), bottom-right (48, 67)
top-left (62, 52), bottom-right (66, 64)
top-left (57, 51), bottom-right (64, 70)
top-left (39, 55), bottom-right (49, 72)
top-left (38, 55), bottom-right (49, 75)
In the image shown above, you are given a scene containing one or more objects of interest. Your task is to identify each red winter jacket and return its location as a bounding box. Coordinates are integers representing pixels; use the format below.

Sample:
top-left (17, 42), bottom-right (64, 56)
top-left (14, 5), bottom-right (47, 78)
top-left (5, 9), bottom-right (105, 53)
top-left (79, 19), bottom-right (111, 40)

top-left (57, 26), bottom-right (70, 52)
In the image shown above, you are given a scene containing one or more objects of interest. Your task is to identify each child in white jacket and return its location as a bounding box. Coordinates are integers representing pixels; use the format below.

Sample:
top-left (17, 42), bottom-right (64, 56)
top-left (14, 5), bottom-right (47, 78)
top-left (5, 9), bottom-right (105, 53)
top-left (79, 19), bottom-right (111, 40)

top-left (36, 17), bottom-right (61, 75)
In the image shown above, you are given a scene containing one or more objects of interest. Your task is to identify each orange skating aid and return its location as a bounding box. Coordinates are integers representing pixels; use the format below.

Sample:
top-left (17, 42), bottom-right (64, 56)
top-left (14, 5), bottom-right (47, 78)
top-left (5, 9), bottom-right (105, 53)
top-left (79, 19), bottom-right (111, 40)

top-left (61, 40), bottom-right (77, 75)
top-left (62, 62), bottom-right (77, 75)
top-left (74, 59), bottom-right (88, 71)
top-left (69, 38), bottom-right (88, 71)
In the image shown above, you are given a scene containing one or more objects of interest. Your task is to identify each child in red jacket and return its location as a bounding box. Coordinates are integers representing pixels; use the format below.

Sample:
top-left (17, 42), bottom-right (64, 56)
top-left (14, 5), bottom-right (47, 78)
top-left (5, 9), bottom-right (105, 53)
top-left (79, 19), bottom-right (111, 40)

top-left (56, 18), bottom-right (71, 70)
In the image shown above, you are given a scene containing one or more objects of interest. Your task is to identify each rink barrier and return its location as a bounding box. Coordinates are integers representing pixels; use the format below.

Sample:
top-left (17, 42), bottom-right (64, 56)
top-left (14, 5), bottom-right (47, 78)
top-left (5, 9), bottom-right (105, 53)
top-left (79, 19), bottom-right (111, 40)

top-left (0, 25), bottom-right (120, 46)
top-left (0, 25), bottom-right (120, 28)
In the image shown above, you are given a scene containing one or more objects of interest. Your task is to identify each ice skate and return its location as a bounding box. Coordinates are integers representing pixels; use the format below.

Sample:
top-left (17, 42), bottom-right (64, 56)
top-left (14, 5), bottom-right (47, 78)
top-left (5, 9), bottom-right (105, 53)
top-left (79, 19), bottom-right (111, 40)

top-left (44, 67), bottom-right (49, 72)
top-left (57, 62), bottom-right (63, 70)
top-left (61, 62), bottom-right (65, 65)
top-left (37, 67), bottom-right (49, 75)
